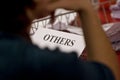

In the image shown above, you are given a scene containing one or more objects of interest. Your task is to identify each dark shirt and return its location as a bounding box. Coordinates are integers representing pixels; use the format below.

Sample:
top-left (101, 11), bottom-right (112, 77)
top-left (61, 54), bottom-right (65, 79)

top-left (0, 32), bottom-right (114, 80)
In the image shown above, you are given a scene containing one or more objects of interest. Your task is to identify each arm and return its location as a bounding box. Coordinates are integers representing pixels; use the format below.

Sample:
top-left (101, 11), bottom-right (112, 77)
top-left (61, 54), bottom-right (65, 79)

top-left (47, 0), bottom-right (120, 80)
top-left (78, 5), bottom-right (120, 80)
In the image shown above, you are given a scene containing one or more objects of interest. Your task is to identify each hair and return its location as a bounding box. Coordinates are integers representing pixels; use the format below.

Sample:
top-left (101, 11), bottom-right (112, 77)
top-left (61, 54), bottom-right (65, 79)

top-left (0, 0), bottom-right (35, 33)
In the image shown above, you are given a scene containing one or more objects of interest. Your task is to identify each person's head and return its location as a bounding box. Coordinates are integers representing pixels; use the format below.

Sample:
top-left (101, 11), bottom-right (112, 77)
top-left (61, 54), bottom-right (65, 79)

top-left (0, 0), bottom-right (52, 34)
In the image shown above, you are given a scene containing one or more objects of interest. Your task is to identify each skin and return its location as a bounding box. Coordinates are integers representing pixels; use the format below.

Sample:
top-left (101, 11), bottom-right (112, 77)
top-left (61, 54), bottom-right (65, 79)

top-left (25, 0), bottom-right (120, 80)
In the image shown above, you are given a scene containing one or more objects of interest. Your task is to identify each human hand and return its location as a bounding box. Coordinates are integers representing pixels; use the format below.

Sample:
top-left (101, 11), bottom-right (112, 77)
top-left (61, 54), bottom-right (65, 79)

top-left (47, 0), bottom-right (94, 24)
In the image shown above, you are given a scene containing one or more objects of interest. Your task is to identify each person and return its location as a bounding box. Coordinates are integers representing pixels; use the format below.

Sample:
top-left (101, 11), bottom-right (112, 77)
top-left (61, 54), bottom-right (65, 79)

top-left (0, 0), bottom-right (120, 80)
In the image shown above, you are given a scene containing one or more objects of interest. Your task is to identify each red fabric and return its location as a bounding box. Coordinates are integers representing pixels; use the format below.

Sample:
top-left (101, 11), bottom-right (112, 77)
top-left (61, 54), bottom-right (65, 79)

top-left (114, 19), bottom-right (120, 22)
top-left (98, 0), bottom-right (116, 24)
top-left (99, 0), bottom-right (116, 9)
top-left (98, 9), bottom-right (114, 24)
top-left (98, 7), bottom-right (120, 24)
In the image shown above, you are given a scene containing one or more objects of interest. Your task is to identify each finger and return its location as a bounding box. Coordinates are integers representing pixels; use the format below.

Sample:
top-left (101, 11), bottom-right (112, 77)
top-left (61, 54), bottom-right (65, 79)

top-left (50, 11), bottom-right (55, 24)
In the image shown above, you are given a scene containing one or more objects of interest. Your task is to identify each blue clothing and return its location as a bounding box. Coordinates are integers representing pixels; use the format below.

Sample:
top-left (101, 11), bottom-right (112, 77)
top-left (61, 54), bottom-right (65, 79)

top-left (0, 33), bottom-right (114, 80)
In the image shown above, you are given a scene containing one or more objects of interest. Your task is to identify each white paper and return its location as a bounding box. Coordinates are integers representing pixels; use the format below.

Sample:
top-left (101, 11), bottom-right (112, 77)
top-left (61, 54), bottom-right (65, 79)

top-left (31, 27), bottom-right (85, 56)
